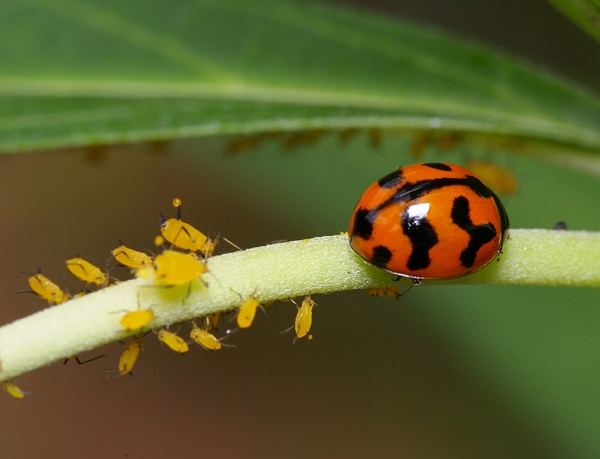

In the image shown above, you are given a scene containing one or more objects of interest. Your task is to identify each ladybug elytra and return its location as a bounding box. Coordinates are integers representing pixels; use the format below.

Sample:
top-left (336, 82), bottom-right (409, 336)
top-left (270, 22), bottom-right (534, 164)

top-left (349, 163), bottom-right (509, 281)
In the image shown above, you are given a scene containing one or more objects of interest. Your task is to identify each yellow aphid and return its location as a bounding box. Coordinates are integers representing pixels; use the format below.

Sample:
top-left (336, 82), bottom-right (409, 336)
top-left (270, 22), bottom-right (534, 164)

top-left (157, 330), bottom-right (189, 353)
top-left (295, 296), bottom-right (315, 339)
top-left (2, 381), bottom-right (25, 399)
top-left (237, 293), bottom-right (261, 329)
top-left (225, 133), bottom-right (265, 154)
top-left (66, 257), bottom-right (108, 287)
top-left (190, 327), bottom-right (222, 351)
top-left (436, 132), bottom-right (462, 151)
top-left (203, 313), bottom-right (220, 332)
top-left (152, 250), bottom-right (206, 286)
top-left (368, 127), bottom-right (382, 149)
top-left (134, 264), bottom-right (155, 280)
top-left (27, 273), bottom-right (70, 305)
top-left (119, 337), bottom-right (143, 376)
top-left (119, 309), bottom-right (155, 330)
top-left (365, 286), bottom-right (401, 297)
top-left (159, 198), bottom-right (216, 255)
top-left (465, 160), bottom-right (519, 196)
top-left (409, 132), bottom-right (431, 158)
top-left (112, 245), bottom-right (152, 270)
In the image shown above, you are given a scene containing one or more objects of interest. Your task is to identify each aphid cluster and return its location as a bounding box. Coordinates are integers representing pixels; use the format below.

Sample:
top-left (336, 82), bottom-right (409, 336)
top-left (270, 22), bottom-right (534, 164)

top-left (226, 128), bottom-right (519, 197)
top-left (7, 198), bottom-right (317, 397)
top-left (225, 128), bottom-right (383, 155)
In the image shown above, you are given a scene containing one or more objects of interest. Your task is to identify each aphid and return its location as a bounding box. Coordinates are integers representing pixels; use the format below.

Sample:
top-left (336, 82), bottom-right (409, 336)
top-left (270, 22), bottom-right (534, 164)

top-left (295, 296), bottom-right (315, 339)
top-left (368, 128), bottom-right (382, 149)
top-left (349, 163), bottom-right (509, 282)
top-left (436, 132), bottom-right (462, 151)
top-left (119, 336), bottom-right (144, 376)
top-left (66, 257), bottom-right (108, 287)
top-left (190, 327), bottom-right (222, 351)
top-left (157, 330), bottom-right (189, 353)
top-left (236, 292), bottom-right (261, 329)
top-left (119, 309), bottom-right (155, 331)
top-left (84, 144), bottom-right (109, 164)
top-left (282, 129), bottom-right (325, 152)
top-left (202, 313), bottom-right (220, 332)
top-left (337, 128), bottom-right (359, 145)
top-left (409, 132), bottom-right (431, 158)
top-left (465, 160), bottom-right (518, 196)
top-left (112, 244), bottom-right (152, 270)
top-left (409, 132), bottom-right (461, 158)
top-left (150, 250), bottom-right (207, 286)
top-left (225, 133), bottom-right (265, 154)
top-left (159, 198), bottom-right (216, 255)
top-left (365, 286), bottom-right (401, 297)
top-left (1, 381), bottom-right (25, 399)
top-left (26, 272), bottom-right (70, 305)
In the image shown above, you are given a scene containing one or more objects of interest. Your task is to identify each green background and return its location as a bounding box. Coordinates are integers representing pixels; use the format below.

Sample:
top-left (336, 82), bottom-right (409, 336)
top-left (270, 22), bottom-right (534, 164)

top-left (0, 0), bottom-right (599, 457)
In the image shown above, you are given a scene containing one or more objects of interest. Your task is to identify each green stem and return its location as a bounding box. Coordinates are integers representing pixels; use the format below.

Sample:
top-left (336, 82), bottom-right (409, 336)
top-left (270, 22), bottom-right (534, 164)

top-left (0, 229), bottom-right (598, 382)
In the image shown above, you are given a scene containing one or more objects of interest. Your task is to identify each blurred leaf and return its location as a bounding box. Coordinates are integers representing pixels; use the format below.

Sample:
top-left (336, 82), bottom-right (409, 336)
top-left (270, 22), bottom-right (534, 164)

top-left (547, 0), bottom-right (600, 43)
top-left (0, 0), bottom-right (599, 166)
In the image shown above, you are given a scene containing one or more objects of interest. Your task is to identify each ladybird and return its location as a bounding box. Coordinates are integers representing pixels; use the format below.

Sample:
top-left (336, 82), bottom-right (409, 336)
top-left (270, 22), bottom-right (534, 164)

top-left (349, 163), bottom-right (509, 281)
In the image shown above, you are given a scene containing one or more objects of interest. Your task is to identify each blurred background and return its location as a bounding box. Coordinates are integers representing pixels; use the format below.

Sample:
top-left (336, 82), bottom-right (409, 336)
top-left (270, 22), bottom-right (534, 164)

top-left (1, 0), bottom-right (599, 458)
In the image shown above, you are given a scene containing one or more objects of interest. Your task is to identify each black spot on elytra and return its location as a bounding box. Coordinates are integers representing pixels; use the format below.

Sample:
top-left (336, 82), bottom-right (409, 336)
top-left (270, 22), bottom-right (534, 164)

top-left (451, 196), bottom-right (497, 268)
top-left (371, 246), bottom-right (393, 268)
top-left (401, 208), bottom-right (438, 271)
top-left (374, 175), bottom-right (494, 215)
top-left (377, 169), bottom-right (403, 188)
top-left (464, 175), bottom-right (494, 198)
top-left (424, 163), bottom-right (452, 171)
top-left (352, 208), bottom-right (373, 239)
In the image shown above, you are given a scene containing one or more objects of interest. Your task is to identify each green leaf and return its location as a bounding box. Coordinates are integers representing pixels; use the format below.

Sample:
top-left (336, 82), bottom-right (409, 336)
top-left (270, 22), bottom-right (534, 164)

top-left (1, 0), bottom-right (600, 164)
top-left (547, 0), bottom-right (600, 43)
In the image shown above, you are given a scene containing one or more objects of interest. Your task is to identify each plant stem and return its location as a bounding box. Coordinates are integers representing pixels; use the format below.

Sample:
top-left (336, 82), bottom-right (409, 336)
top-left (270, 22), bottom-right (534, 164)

top-left (0, 229), bottom-right (598, 382)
